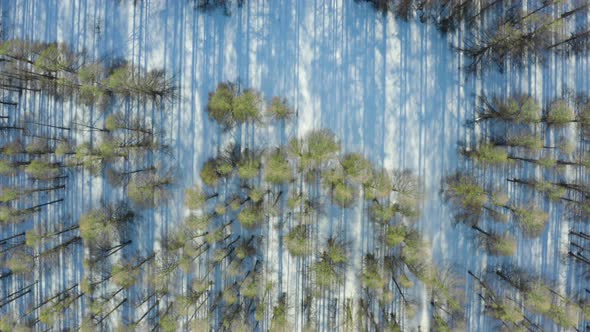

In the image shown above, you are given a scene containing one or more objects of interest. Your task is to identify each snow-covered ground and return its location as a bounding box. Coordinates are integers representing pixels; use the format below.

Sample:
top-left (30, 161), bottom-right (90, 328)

top-left (0, 0), bottom-right (587, 331)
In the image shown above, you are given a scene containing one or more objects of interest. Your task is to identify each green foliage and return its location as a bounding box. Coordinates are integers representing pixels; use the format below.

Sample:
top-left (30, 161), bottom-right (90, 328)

top-left (200, 159), bottom-right (220, 187)
top-left (79, 210), bottom-right (107, 242)
top-left (312, 258), bottom-right (341, 289)
top-left (400, 232), bottom-right (431, 281)
top-left (237, 155), bottom-right (260, 180)
top-left (233, 89), bottom-right (262, 123)
top-left (78, 63), bottom-right (102, 84)
top-left (285, 225), bottom-right (312, 257)
top-left (216, 158), bottom-right (234, 177)
top-left (364, 169), bottom-right (393, 200)
top-left (2, 140), bottom-right (24, 155)
top-left (79, 204), bottom-right (133, 244)
top-left (485, 233), bottom-right (516, 256)
top-left (215, 204), bottom-right (227, 215)
top-left (0, 160), bottom-right (14, 175)
top-left (468, 143), bottom-right (508, 165)
top-left (97, 139), bottom-right (119, 159)
top-left (264, 151), bottom-right (292, 184)
top-left (536, 157), bottom-right (557, 168)
top-left (206, 83), bottom-right (264, 128)
top-left (267, 96), bottom-right (294, 121)
top-left (496, 96), bottom-right (542, 124)
top-left (248, 187), bottom-right (265, 203)
top-left (384, 225), bottom-right (407, 247)
top-left (112, 263), bottom-right (140, 288)
top-left (579, 103), bottom-right (590, 126)
top-left (26, 139), bottom-right (50, 154)
top-left (185, 185), bottom-right (210, 209)
top-left (325, 239), bottom-right (347, 264)
top-left (207, 82), bottom-right (236, 128)
top-left (241, 277), bottom-right (258, 299)
top-left (513, 206), bottom-right (549, 237)
top-left (7, 251), bottom-right (33, 274)
top-left (361, 255), bottom-right (386, 290)
top-left (487, 299), bottom-right (524, 324)
top-left (128, 174), bottom-right (172, 208)
top-left (506, 133), bottom-right (543, 151)
top-left (0, 188), bottom-right (19, 203)
top-left (341, 153), bottom-right (372, 184)
top-left (237, 206), bottom-right (263, 228)
top-left (432, 314), bottom-right (450, 332)
top-left (370, 203), bottom-right (398, 224)
top-left (524, 282), bottom-right (552, 313)
top-left (547, 303), bottom-right (580, 328)
top-left (546, 99), bottom-right (574, 126)
top-left (79, 84), bottom-right (105, 105)
top-left (105, 112), bottom-right (125, 131)
top-left (305, 129), bottom-right (339, 163)
top-left (34, 43), bottom-right (72, 72)
top-left (534, 181), bottom-right (565, 201)
top-left (398, 274), bottom-right (413, 288)
top-left (443, 174), bottom-right (488, 212)
top-left (331, 181), bottom-right (355, 207)
top-left (270, 298), bottom-right (289, 332)
top-left (25, 160), bottom-right (59, 180)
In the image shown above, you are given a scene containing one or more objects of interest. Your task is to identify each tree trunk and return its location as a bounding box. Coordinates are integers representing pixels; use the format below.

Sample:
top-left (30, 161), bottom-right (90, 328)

top-left (29, 184), bottom-right (66, 194)
top-left (0, 281), bottom-right (37, 307)
top-left (27, 283), bottom-right (78, 313)
top-left (96, 298), bottom-right (128, 325)
top-left (37, 236), bottom-right (81, 258)
top-left (471, 225), bottom-right (491, 236)
top-left (570, 231), bottom-right (590, 241)
top-left (569, 251), bottom-right (590, 265)
top-left (135, 300), bottom-right (159, 325)
top-left (24, 121), bottom-right (70, 131)
top-left (0, 232), bottom-right (25, 244)
top-left (0, 288), bottom-right (31, 308)
top-left (27, 198), bottom-right (64, 212)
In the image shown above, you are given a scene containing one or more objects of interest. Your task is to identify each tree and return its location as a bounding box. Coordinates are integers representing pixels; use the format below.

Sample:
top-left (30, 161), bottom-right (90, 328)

top-left (270, 294), bottom-right (291, 332)
top-left (233, 89), bottom-right (262, 123)
top-left (285, 225), bottom-right (312, 257)
top-left (24, 159), bottom-right (61, 180)
top-left (341, 153), bottom-right (372, 184)
top-left (267, 96), bottom-right (294, 122)
top-left (361, 254), bottom-right (387, 290)
top-left (112, 254), bottom-right (154, 288)
top-left (442, 173), bottom-right (488, 219)
top-left (185, 185), bottom-right (217, 210)
top-left (312, 239), bottom-right (348, 290)
top-left (462, 143), bottom-right (508, 165)
top-left (237, 205), bottom-right (264, 229)
top-left (127, 173), bottom-right (173, 208)
top-left (105, 111), bottom-right (152, 134)
top-left (103, 63), bottom-right (175, 101)
top-left (79, 202), bottom-right (134, 246)
top-left (0, 198), bottom-right (63, 224)
top-left (206, 82), bottom-right (236, 128)
top-left (264, 150), bottom-right (292, 184)
top-left (510, 205), bottom-right (549, 237)
top-left (475, 95), bottom-right (541, 124)
top-left (472, 225), bottom-right (517, 256)
top-left (546, 99), bottom-right (575, 126)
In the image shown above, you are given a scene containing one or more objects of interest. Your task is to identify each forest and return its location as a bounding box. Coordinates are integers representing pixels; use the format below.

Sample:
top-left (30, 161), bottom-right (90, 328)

top-left (0, 0), bottom-right (588, 331)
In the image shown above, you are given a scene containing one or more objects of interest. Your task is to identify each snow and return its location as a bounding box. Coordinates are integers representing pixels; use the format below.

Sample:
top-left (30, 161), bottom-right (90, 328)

top-left (0, 0), bottom-right (587, 331)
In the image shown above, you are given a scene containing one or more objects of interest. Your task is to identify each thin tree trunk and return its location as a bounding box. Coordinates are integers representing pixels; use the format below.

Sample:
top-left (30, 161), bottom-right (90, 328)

top-left (95, 298), bottom-right (127, 325)
top-left (24, 121), bottom-right (70, 131)
top-left (26, 198), bottom-right (64, 212)
top-left (569, 251), bottom-right (590, 265)
top-left (0, 232), bottom-right (25, 244)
